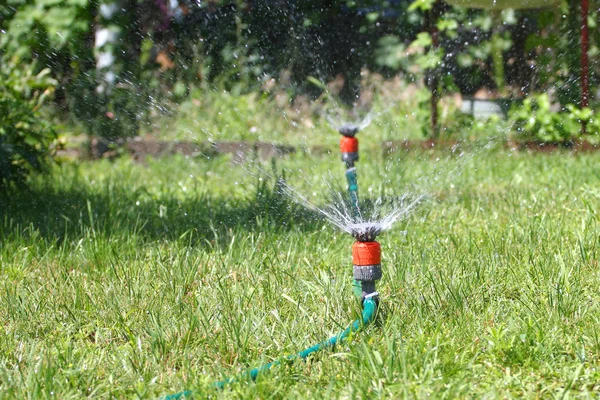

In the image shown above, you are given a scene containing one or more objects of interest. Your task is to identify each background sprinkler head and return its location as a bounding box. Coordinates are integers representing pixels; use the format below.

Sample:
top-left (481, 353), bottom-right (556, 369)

top-left (338, 124), bottom-right (360, 137)
top-left (348, 222), bottom-right (382, 242)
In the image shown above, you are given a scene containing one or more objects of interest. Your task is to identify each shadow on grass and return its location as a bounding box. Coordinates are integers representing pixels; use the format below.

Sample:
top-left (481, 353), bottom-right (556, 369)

top-left (0, 176), bottom-right (324, 249)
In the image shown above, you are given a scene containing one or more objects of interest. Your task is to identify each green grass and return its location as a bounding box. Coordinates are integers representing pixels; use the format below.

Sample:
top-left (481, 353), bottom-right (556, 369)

top-left (3, 148), bottom-right (600, 398)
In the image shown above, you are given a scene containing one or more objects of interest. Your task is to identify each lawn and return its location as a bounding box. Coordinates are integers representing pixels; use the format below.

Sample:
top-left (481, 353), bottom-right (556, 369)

top-left (2, 147), bottom-right (600, 398)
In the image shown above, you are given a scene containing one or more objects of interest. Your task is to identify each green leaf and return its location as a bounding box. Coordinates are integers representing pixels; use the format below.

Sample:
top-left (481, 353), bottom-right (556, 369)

top-left (366, 12), bottom-right (379, 23)
top-left (437, 18), bottom-right (458, 32)
top-left (306, 76), bottom-right (326, 89)
top-left (411, 32), bottom-right (432, 48)
top-left (408, 0), bottom-right (435, 12)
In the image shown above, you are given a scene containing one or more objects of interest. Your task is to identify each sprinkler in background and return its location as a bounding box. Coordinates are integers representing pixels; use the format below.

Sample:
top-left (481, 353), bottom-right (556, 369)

top-left (328, 109), bottom-right (372, 218)
top-left (339, 123), bottom-right (361, 218)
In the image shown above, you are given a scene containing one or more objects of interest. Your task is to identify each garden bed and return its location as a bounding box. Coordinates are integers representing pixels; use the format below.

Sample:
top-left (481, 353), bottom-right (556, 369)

top-left (55, 136), bottom-right (600, 162)
top-left (384, 139), bottom-right (600, 155)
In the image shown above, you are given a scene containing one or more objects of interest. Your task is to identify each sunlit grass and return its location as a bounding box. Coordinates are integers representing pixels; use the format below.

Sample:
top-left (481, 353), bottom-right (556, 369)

top-left (2, 149), bottom-right (600, 398)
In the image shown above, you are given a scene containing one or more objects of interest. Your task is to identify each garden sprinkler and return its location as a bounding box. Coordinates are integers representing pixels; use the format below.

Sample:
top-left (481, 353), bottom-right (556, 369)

top-left (339, 124), bottom-right (360, 217)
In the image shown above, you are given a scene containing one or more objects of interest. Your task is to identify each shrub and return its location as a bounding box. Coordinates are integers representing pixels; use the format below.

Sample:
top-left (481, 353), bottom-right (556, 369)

top-left (509, 94), bottom-right (599, 143)
top-left (0, 58), bottom-right (57, 189)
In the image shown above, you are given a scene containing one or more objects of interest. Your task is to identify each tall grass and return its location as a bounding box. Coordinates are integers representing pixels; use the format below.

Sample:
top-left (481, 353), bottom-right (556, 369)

top-left (2, 149), bottom-right (600, 398)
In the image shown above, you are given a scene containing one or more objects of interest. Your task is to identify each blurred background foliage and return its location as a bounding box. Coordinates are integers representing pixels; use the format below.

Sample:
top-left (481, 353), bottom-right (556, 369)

top-left (0, 58), bottom-right (57, 189)
top-left (0, 0), bottom-right (599, 186)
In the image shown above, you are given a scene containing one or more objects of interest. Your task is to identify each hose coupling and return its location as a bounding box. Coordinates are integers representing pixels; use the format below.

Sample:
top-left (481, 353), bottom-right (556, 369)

top-left (352, 241), bottom-right (382, 298)
top-left (364, 291), bottom-right (379, 300)
top-left (340, 136), bottom-right (359, 164)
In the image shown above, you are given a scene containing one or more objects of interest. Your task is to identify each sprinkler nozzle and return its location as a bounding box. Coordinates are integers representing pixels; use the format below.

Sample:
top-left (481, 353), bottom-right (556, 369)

top-left (340, 136), bottom-right (359, 164)
top-left (339, 124), bottom-right (360, 137)
top-left (348, 223), bottom-right (382, 242)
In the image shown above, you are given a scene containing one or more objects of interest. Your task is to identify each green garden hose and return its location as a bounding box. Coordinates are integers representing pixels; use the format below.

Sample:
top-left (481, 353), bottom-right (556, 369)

top-left (345, 167), bottom-right (360, 218)
top-left (161, 297), bottom-right (378, 399)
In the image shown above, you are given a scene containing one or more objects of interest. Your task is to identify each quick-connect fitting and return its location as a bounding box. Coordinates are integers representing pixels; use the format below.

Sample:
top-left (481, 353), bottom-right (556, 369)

top-left (352, 241), bottom-right (382, 299)
top-left (340, 136), bottom-right (359, 165)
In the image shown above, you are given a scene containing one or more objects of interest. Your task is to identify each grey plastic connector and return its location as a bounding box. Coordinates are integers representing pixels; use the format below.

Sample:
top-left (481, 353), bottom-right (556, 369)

top-left (354, 265), bottom-right (381, 298)
top-left (342, 152), bottom-right (359, 164)
top-left (353, 264), bottom-right (382, 282)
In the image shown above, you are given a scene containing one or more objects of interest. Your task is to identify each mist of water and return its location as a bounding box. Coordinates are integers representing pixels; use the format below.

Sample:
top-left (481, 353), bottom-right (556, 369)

top-left (325, 109), bottom-right (374, 134)
top-left (279, 179), bottom-right (425, 239)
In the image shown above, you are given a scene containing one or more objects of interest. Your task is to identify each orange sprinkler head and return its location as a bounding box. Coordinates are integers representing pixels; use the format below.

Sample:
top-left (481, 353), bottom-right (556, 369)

top-left (352, 241), bottom-right (381, 266)
top-left (340, 136), bottom-right (359, 153)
